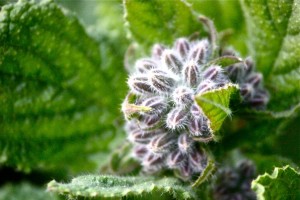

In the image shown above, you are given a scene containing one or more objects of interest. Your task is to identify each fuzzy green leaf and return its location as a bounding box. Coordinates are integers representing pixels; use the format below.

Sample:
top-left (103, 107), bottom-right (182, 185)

top-left (124, 0), bottom-right (201, 48)
top-left (47, 175), bottom-right (196, 200)
top-left (252, 166), bottom-right (300, 200)
top-left (0, 183), bottom-right (58, 200)
top-left (195, 83), bottom-right (239, 138)
top-left (0, 0), bottom-right (125, 172)
top-left (241, 0), bottom-right (300, 111)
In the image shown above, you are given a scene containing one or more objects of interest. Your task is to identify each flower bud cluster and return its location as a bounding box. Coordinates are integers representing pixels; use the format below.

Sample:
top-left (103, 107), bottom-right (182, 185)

top-left (123, 37), bottom-right (232, 179)
top-left (213, 160), bottom-right (257, 200)
top-left (225, 54), bottom-right (269, 109)
top-left (127, 120), bottom-right (207, 180)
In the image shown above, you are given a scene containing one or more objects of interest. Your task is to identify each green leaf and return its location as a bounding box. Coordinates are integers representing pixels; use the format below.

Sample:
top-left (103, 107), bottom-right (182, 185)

top-left (0, 182), bottom-right (58, 200)
top-left (211, 103), bottom-right (300, 157)
top-left (252, 166), bottom-right (300, 200)
top-left (124, 0), bottom-right (201, 48)
top-left (0, 0), bottom-right (125, 173)
top-left (195, 83), bottom-right (239, 139)
top-left (241, 0), bottom-right (300, 111)
top-left (47, 175), bottom-right (196, 200)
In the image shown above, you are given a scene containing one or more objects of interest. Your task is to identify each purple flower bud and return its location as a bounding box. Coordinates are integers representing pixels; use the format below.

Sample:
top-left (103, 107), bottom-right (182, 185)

top-left (166, 107), bottom-right (188, 130)
top-left (244, 57), bottom-right (254, 75)
top-left (188, 39), bottom-right (210, 64)
top-left (174, 38), bottom-right (190, 60)
top-left (128, 128), bottom-right (160, 144)
top-left (189, 150), bottom-right (207, 173)
top-left (226, 65), bottom-right (240, 80)
top-left (162, 50), bottom-right (183, 74)
top-left (140, 115), bottom-right (162, 130)
top-left (238, 160), bottom-right (256, 180)
top-left (189, 116), bottom-right (213, 142)
top-left (182, 61), bottom-right (202, 87)
top-left (240, 83), bottom-right (254, 100)
top-left (135, 58), bottom-right (158, 73)
top-left (142, 153), bottom-right (164, 173)
top-left (178, 134), bottom-right (194, 154)
top-left (196, 80), bottom-right (216, 94)
top-left (249, 89), bottom-right (269, 108)
top-left (172, 86), bottom-right (194, 107)
top-left (148, 133), bottom-right (175, 154)
top-left (140, 96), bottom-right (168, 115)
top-left (178, 160), bottom-right (192, 179)
top-left (128, 75), bottom-right (153, 95)
top-left (203, 65), bottom-right (229, 85)
top-left (190, 103), bottom-right (203, 118)
top-left (246, 73), bottom-right (262, 88)
top-left (149, 69), bottom-right (177, 93)
top-left (125, 120), bottom-right (140, 133)
top-left (132, 145), bottom-right (148, 160)
top-left (166, 150), bottom-right (185, 169)
top-left (151, 44), bottom-right (165, 59)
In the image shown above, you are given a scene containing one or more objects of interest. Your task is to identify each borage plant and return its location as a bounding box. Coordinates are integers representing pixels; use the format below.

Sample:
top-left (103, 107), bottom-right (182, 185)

top-left (0, 0), bottom-right (299, 200)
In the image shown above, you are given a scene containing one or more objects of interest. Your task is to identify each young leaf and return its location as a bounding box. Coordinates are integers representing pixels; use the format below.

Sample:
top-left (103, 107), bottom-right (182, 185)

top-left (124, 0), bottom-right (201, 48)
top-left (252, 166), bottom-right (300, 200)
top-left (47, 175), bottom-right (196, 200)
top-left (0, 0), bottom-right (124, 172)
top-left (195, 83), bottom-right (239, 139)
top-left (241, 0), bottom-right (300, 111)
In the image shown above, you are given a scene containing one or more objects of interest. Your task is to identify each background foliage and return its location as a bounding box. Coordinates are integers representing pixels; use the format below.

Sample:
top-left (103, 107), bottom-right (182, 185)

top-left (0, 0), bottom-right (299, 199)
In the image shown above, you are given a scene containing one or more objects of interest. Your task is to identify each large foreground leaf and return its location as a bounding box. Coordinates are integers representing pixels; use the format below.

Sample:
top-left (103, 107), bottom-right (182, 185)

top-left (0, 0), bottom-right (123, 172)
top-left (47, 175), bottom-right (196, 200)
top-left (252, 166), bottom-right (300, 200)
top-left (241, 0), bottom-right (300, 111)
top-left (0, 183), bottom-right (58, 200)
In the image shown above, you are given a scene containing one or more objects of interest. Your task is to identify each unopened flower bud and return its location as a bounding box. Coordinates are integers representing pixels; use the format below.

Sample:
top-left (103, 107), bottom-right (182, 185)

top-left (249, 89), bottom-right (269, 108)
top-left (148, 133), bottom-right (175, 154)
top-left (189, 117), bottom-right (212, 142)
top-left (240, 83), bottom-right (254, 100)
top-left (132, 145), bottom-right (148, 160)
top-left (244, 57), bottom-right (254, 75)
top-left (140, 115), bottom-right (162, 129)
top-left (174, 38), bottom-right (190, 60)
top-left (162, 50), bottom-right (183, 74)
top-left (128, 75), bottom-right (153, 95)
top-left (166, 107), bottom-right (188, 130)
top-left (166, 150), bottom-right (185, 169)
top-left (135, 58), bottom-right (158, 73)
top-left (149, 69), bottom-right (177, 93)
top-left (203, 65), bottom-right (229, 85)
top-left (151, 44), bottom-right (165, 59)
top-left (140, 96), bottom-right (168, 115)
top-left (226, 65), bottom-right (239, 78)
top-left (172, 86), bottom-right (194, 107)
top-left (129, 128), bottom-right (162, 144)
top-left (178, 160), bottom-right (192, 179)
top-left (142, 153), bottom-right (164, 173)
top-left (197, 80), bottom-right (216, 94)
top-left (246, 73), bottom-right (262, 88)
top-left (188, 39), bottom-right (210, 64)
top-left (190, 103), bottom-right (203, 118)
top-left (178, 134), bottom-right (194, 154)
top-left (188, 150), bottom-right (207, 173)
top-left (182, 61), bottom-right (202, 87)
